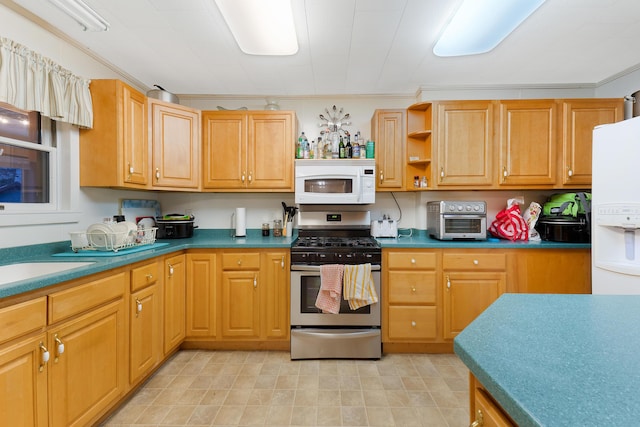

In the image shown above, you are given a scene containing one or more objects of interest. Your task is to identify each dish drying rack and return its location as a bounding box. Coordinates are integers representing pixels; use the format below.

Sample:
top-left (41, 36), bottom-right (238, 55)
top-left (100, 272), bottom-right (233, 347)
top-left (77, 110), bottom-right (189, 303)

top-left (70, 228), bottom-right (157, 253)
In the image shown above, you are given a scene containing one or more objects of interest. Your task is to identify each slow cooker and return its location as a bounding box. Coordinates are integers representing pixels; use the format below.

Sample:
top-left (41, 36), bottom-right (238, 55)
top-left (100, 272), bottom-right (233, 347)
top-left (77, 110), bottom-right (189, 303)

top-left (155, 214), bottom-right (196, 239)
top-left (536, 215), bottom-right (590, 243)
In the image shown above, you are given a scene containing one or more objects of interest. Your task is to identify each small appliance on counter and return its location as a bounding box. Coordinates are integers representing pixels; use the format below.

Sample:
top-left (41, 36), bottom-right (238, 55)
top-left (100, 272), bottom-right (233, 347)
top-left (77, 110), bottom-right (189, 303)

top-left (155, 214), bottom-right (196, 239)
top-left (536, 216), bottom-right (590, 243)
top-left (427, 200), bottom-right (487, 240)
top-left (370, 216), bottom-right (398, 238)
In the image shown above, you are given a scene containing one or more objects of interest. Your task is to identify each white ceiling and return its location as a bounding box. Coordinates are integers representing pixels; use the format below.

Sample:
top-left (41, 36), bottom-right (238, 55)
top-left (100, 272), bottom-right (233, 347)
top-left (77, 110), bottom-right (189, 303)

top-left (7, 0), bottom-right (640, 96)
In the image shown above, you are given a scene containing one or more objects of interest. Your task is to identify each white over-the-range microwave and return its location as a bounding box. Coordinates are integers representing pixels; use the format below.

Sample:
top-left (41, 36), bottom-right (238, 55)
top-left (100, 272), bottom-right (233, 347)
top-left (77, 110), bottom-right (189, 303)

top-left (294, 159), bottom-right (376, 204)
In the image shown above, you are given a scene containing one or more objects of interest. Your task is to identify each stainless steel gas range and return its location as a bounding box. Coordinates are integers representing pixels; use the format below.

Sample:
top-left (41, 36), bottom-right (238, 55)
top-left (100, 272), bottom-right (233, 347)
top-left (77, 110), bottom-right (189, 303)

top-left (290, 209), bottom-right (382, 360)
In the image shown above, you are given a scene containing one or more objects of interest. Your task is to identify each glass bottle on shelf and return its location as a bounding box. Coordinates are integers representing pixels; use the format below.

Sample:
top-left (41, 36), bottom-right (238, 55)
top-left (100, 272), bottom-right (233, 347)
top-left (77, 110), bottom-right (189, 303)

top-left (339, 136), bottom-right (345, 158)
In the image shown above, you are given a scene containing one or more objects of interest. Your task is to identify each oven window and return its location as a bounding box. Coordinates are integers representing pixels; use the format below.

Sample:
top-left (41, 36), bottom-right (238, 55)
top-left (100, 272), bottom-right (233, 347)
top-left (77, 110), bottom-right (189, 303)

top-left (304, 178), bottom-right (353, 194)
top-left (444, 217), bottom-right (483, 233)
top-left (300, 275), bottom-right (370, 314)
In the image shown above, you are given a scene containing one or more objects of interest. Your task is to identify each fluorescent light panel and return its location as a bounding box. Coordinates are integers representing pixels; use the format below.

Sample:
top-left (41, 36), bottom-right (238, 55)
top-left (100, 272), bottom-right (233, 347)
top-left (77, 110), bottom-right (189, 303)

top-left (48, 0), bottom-right (110, 32)
top-left (214, 0), bottom-right (298, 56)
top-left (433, 0), bottom-right (545, 57)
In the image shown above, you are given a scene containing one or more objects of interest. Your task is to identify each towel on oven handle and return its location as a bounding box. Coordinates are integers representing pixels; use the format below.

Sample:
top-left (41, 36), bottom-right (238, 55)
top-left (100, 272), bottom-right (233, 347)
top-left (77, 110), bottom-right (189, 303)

top-left (315, 264), bottom-right (344, 314)
top-left (343, 263), bottom-right (379, 310)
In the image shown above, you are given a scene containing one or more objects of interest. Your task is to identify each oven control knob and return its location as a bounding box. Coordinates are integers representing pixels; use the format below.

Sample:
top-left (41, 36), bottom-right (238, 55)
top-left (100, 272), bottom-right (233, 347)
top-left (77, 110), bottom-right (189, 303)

top-left (465, 205), bottom-right (471, 211)
top-left (457, 205), bottom-right (463, 211)
top-left (449, 205), bottom-right (455, 212)
top-left (474, 205), bottom-right (480, 211)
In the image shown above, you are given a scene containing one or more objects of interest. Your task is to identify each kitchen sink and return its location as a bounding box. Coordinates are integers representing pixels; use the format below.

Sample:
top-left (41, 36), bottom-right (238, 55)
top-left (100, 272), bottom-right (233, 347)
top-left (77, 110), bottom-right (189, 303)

top-left (0, 262), bottom-right (95, 287)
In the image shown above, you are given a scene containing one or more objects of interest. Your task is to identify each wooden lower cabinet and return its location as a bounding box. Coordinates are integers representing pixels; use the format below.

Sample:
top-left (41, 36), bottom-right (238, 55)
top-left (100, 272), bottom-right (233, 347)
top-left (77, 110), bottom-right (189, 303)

top-left (0, 332), bottom-right (48, 427)
top-left (129, 261), bottom-right (162, 386)
top-left (186, 252), bottom-right (217, 338)
top-left (470, 373), bottom-right (516, 427)
top-left (261, 251), bottom-right (290, 340)
top-left (383, 250), bottom-right (438, 343)
top-left (514, 249), bottom-right (591, 294)
top-left (47, 272), bottom-right (127, 427)
top-left (164, 254), bottom-right (186, 354)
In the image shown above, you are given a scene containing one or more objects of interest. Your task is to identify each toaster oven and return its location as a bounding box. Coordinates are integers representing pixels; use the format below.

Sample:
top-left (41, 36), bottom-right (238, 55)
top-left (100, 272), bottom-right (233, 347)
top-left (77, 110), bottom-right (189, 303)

top-left (427, 201), bottom-right (487, 240)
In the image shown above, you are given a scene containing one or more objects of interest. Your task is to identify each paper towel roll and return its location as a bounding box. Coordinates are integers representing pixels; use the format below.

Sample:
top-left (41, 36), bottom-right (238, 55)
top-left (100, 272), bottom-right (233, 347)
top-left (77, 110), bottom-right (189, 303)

top-left (234, 207), bottom-right (246, 237)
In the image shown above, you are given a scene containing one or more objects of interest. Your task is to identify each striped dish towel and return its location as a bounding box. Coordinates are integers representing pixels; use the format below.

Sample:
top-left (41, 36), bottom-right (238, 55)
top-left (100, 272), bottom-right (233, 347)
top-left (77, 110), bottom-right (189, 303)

top-left (343, 263), bottom-right (378, 310)
top-left (315, 264), bottom-right (344, 314)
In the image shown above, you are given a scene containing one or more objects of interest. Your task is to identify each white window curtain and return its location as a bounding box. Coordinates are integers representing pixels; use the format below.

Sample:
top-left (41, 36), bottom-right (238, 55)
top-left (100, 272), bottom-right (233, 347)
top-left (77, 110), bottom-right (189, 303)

top-left (0, 37), bottom-right (93, 128)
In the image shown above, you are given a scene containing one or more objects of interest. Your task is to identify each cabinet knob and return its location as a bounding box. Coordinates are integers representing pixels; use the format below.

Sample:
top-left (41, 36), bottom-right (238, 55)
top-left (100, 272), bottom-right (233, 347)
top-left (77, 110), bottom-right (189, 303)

top-left (567, 168), bottom-right (573, 178)
top-left (411, 258), bottom-right (416, 264)
top-left (39, 342), bottom-right (49, 372)
top-left (135, 298), bottom-right (143, 316)
top-left (254, 275), bottom-right (258, 288)
top-left (411, 286), bottom-right (416, 293)
top-left (146, 273), bottom-right (153, 280)
top-left (168, 264), bottom-right (174, 276)
top-left (470, 409), bottom-right (484, 427)
top-left (155, 168), bottom-right (160, 180)
top-left (473, 259), bottom-right (479, 265)
top-left (411, 321), bottom-right (417, 327)
top-left (446, 275), bottom-right (451, 290)
top-left (281, 256), bottom-right (285, 269)
top-left (237, 259), bottom-right (242, 265)
top-left (128, 163), bottom-right (134, 175)
top-left (242, 172), bottom-right (246, 183)
top-left (502, 166), bottom-right (508, 180)
top-left (54, 334), bottom-right (65, 363)
top-left (440, 167), bottom-right (444, 179)
top-left (248, 172), bottom-right (253, 182)
top-left (380, 172), bottom-right (384, 183)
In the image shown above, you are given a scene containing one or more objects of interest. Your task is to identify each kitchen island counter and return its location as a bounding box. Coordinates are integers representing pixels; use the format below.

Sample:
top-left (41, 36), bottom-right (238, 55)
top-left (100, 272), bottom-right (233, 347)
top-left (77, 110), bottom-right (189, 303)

top-left (454, 293), bottom-right (640, 426)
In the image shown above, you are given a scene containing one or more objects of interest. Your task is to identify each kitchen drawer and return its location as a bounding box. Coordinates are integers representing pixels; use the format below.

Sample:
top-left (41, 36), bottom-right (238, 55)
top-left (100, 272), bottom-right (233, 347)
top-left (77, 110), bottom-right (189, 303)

top-left (48, 272), bottom-right (126, 324)
top-left (388, 271), bottom-right (436, 304)
top-left (387, 251), bottom-right (436, 270)
top-left (388, 306), bottom-right (437, 340)
top-left (131, 261), bottom-right (160, 292)
top-left (221, 253), bottom-right (260, 270)
top-left (0, 297), bottom-right (46, 344)
top-left (442, 253), bottom-right (506, 271)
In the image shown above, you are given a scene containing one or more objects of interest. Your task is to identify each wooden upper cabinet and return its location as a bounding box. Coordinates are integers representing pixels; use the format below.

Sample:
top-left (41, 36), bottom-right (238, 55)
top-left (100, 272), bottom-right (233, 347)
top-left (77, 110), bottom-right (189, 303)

top-left (149, 99), bottom-right (201, 190)
top-left (560, 99), bottom-right (623, 187)
top-left (80, 79), bottom-right (149, 189)
top-left (247, 112), bottom-right (294, 190)
top-left (372, 109), bottom-right (405, 191)
top-left (202, 111), bottom-right (295, 191)
top-left (434, 100), bottom-right (494, 187)
top-left (497, 100), bottom-right (558, 187)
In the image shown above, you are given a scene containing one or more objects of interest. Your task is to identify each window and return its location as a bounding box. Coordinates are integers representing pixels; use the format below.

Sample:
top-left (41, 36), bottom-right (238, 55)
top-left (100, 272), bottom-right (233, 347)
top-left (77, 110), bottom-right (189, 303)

top-left (0, 103), bottom-right (56, 209)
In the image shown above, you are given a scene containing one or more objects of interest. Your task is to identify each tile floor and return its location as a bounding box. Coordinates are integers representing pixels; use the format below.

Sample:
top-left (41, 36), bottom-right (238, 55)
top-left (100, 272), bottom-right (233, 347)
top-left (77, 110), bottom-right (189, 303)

top-left (102, 350), bottom-right (470, 427)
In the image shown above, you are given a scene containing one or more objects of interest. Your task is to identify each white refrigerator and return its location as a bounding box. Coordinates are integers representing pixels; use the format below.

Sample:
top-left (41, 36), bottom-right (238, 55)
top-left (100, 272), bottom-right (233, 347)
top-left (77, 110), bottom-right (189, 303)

top-left (592, 116), bottom-right (640, 294)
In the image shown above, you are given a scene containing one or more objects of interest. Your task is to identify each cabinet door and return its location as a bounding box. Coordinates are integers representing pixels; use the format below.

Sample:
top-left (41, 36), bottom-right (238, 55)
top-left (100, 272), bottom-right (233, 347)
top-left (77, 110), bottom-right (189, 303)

top-left (515, 249), bottom-right (591, 294)
top-left (372, 110), bottom-right (405, 190)
top-left (186, 253), bottom-right (217, 337)
top-left (122, 85), bottom-right (149, 185)
top-left (150, 100), bottom-right (200, 189)
top-left (473, 387), bottom-right (516, 427)
top-left (0, 333), bottom-right (48, 427)
top-left (248, 112), bottom-right (294, 190)
top-left (561, 99), bottom-right (623, 186)
top-left (48, 299), bottom-right (126, 427)
top-left (220, 270), bottom-right (260, 338)
top-left (164, 254), bottom-right (186, 354)
top-left (130, 283), bottom-right (162, 385)
top-left (498, 100), bottom-right (557, 186)
top-left (261, 252), bottom-right (290, 339)
top-left (443, 272), bottom-right (505, 339)
top-left (436, 101), bottom-right (494, 187)
top-left (202, 112), bottom-right (247, 189)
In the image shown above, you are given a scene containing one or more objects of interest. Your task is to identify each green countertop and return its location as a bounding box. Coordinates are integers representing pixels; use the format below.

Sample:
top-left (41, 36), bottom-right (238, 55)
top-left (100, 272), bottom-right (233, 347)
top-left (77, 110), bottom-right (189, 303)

top-left (0, 229), bottom-right (589, 300)
top-left (454, 293), bottom-right (640, 427)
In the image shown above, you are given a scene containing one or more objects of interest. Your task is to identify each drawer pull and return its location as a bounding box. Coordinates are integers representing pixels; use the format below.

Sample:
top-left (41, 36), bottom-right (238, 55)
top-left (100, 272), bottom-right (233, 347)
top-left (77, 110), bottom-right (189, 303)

top-left (168, 264), bottom-right (174, 276)
top-left (446, 275), bottom-right (451, 290)
top-left (136, 298), bottom-right (143, 316)
top-left (411, 321), bottom-right (417, 327)
top-left (470, 409), bottom-right (484, 427)
top-left (237, 259), bottom-right (242, 265)
top-left (54, 334), bottom-right (65, 362)
top-left (281, 256), bottom-right (285, 269)
top-left (473, 259), bottom-right (479, 265)
top-left (155, 168), bottom-right (160, 180)
top-left (253, 275), bottom-right (258, 288)
top-left (39, 342), bottom-right (49, 372)
top-left (146, 273), bottom-right (153, 280)
top-left (411, 286), bottom-right (416, 293)
top-left (411, 258), bottom-right (416, 264)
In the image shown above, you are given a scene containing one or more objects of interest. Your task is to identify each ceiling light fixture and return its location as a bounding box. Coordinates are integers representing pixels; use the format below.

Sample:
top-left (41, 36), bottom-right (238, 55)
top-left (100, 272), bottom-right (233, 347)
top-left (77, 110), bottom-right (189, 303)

top-left (214, 0), bottom-right (298, 56)
top-left (48, 0), bottom-right (110, 32)
top-left (433, 0), bottom-right (545, 57)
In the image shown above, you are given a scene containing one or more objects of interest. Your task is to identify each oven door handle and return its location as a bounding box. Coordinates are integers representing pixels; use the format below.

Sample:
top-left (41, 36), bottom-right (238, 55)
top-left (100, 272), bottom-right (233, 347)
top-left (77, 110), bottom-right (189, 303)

top-left (291, 264), bottom-right (381, 272)
top-left (293, 329), bottom-right (381, 339)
